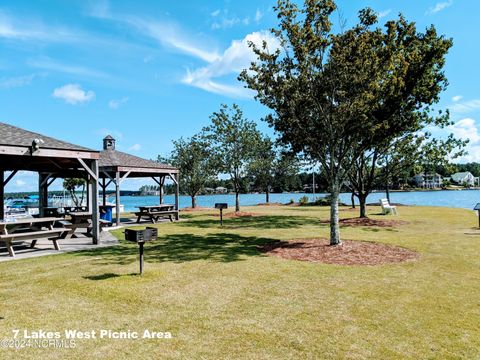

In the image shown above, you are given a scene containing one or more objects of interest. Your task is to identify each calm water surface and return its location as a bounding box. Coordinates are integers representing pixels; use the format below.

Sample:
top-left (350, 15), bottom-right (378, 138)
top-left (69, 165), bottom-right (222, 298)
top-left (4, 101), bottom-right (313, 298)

top-left (120, 190), bottom-right (480, 212)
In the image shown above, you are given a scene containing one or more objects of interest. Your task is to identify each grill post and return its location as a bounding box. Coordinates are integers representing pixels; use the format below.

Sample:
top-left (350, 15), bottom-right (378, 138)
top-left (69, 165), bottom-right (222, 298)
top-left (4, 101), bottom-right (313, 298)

top-left (139, 242), bottom-right (144, 275)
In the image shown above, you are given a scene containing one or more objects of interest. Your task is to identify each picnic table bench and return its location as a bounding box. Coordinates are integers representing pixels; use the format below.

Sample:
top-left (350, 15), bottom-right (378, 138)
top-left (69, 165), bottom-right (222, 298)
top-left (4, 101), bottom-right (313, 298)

top-left (0, 217), bottom-right (69, 257)
top-left (62, 212), bottom-right (110, 238)
top-left (135, 205), bottom-right (178, 223)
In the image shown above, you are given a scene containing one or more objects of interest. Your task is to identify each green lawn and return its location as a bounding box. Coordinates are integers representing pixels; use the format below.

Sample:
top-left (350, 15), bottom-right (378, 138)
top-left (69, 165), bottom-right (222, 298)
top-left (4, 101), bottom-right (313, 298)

top-left (1, 205), bottom-right (480, 359)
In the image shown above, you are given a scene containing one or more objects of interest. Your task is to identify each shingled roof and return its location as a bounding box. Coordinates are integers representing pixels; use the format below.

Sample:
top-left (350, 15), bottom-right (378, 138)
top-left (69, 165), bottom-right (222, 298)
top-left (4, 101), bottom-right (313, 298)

top-left (99, 149), bottom-right (177, 171)
top-left (0, 122), bottom-right (94, 152)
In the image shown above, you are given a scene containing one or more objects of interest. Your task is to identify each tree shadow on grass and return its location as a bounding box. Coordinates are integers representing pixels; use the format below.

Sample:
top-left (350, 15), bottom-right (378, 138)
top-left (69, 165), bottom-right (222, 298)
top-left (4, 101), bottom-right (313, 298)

top-left (73, 233), bottom-right (276, 265)
top-left (83, 273), bottom-right (141, 280)
top-left (178, 215), bottom-right (325, 230)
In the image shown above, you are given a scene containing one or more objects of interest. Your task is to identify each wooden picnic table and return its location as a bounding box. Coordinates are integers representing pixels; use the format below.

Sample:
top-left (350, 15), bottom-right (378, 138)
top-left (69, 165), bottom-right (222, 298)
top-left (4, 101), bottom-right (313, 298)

top-left (135, 204), bottom-right (177, 223)
top-left (63, 212), bottom-right (109, 238)
top-left (0, 217), bottom-right (69, 257)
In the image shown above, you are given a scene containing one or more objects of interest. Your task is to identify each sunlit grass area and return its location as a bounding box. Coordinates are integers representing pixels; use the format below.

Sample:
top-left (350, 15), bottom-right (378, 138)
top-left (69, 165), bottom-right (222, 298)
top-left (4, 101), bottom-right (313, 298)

top-left (1, 205), bottom-right (479, 359)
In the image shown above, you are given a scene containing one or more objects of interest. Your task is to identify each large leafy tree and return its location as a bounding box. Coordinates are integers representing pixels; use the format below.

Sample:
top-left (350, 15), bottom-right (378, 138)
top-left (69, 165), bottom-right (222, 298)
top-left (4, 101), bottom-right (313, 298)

top-left (249, 137), bottom-right (301, 203)
top-left (240, 0), bottom-right (452, 245)
top-left (204, 104), bottom-right (261, 212)
top-left (167, 135), bottom-right (218, 208)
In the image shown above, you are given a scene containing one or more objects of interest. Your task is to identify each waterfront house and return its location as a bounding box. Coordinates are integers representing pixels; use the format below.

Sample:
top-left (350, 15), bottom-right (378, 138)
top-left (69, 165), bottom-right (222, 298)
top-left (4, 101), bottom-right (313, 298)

top-left (412, 173), bottom-right (443, 188)
top-left (450, 171), bottom-right (478, 186)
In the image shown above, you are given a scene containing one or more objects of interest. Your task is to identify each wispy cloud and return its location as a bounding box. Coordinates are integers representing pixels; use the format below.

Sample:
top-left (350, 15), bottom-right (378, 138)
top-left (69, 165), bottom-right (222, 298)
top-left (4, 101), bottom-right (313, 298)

top-left (108, 97), bottom-right (129, 109)
top-left (210, 9), bottom-right (260, 30)
top-left (255, 9), bottom-right (264, 23)
top-left (28, 57), bottom-right (109, 79)
top-left (378, 9), bottom-right (391, 19)
top-left (52, 84), bottom-right (95, 105)
top-left (449, 99), bottom-right (480, 114)
top-left (127, 17), bottom-right (220, 62)
top-left (0, 10), bottom-right (88, 43)
top-left (89, 6), bottom-right (220, 63)
top-left (183, 31), bottom-right (280, 98)
top-left (128, 144), bottom-right (141, 151)
top-left (426, 0), bottom-right (453, 15)
top-left (0, 73), bottom-right (39, 89)
top-left (452, 95), bottom-right (462, 102)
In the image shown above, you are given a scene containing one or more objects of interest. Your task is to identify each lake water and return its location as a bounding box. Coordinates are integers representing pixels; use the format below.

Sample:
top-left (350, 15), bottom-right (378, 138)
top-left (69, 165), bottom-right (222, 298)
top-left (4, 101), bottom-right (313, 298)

top-left (119, 190), bottom-right (480, 212)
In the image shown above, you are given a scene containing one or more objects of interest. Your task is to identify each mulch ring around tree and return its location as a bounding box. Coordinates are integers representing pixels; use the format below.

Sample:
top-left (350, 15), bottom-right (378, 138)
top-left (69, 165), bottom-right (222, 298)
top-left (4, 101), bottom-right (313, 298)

top-left (259, 238), bottom-right (419, 265)
top-left (320, 217), bottom-right (409, 227)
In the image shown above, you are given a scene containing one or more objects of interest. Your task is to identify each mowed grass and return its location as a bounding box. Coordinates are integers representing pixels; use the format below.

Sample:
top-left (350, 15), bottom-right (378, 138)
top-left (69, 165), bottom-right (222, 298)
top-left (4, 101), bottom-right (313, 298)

top-left (1, 205), bottom-right (480, 359)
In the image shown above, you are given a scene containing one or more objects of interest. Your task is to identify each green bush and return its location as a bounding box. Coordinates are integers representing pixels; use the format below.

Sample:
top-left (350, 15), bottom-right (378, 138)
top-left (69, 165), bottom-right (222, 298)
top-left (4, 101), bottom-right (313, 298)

top-left (298, 196), bottom-right (309, 206)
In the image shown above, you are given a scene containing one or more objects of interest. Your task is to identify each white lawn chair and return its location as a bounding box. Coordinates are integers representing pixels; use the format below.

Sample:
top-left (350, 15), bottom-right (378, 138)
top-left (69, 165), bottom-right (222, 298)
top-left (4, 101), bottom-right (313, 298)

top-left (379, 198), bottom-right (397, 215)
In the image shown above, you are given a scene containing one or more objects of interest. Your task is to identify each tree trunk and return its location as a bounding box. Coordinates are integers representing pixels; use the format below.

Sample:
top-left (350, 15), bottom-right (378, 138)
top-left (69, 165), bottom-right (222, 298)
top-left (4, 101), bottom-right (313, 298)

top-left (351, 191), bottom-right (356, 209)
top-left (235, 191), bottom-right (240, 212)
top-left (329, 190), bottom-right (341, 246)
top-left (266, 187), bottom-right (270, 203)
top-left (358, 193), bottom-right (367, 218)
top-left (191, 195), bottom-right (196, 208)
top-left (385, 182), bottom-right (390, 203)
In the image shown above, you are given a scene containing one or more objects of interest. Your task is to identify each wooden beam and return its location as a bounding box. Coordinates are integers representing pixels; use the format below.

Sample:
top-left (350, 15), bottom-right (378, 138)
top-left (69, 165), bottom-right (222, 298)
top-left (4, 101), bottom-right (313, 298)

top-left (102, 171), bottom-right (115, 182)
top-left (78, 158), bottom-right (98, 181)
top-left (3, 170), bottom-right (18, 186)
top-left (40, 173), bottom-right (53, 187)
top-left (151, 177), bottom-right (162, 186)
top-left (168, 173), bottom-right (178, 185)
top-left (47, 176), bottom-right (57, 188)
top-left (119, 171), bottom-right (131, 184)
top-left (0, 145), bottom-right (99, 159)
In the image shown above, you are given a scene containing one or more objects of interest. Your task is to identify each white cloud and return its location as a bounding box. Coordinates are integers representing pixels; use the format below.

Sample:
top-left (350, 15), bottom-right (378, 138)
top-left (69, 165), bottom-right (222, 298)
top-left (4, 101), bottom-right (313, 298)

top-left (108, 97), bottom-right (129, 109)
top-left (0, 73), bottom-right (37, 89)
top-left (125, 17), bottom-right (220, 63)
top-left (448, 118), bottom-right (480, 144)
top-left (378, 9), bottom-right (391, 18)
top-left (427, 0), bottom-right (453, 14)
top-left (452, 95), bottom-right (462, 102)
top-left (128, 144), bottom-right (141, 151)
top-left (15, 179), bottom-right (26, 187)
top-left (255, 9), bottom-right (263, 23)
top-left (449, 99), bottom-right (480, 114)
top-left (0, 11), bottom-right (90, 43)
top-left (28, 57), bottom-right (109, 79)
top-left (211, 9), bottom-right (221, 17)
top-left (182, 30), bottom-right (280, 98)
top-left (52, 84), bottom-right (95, 105)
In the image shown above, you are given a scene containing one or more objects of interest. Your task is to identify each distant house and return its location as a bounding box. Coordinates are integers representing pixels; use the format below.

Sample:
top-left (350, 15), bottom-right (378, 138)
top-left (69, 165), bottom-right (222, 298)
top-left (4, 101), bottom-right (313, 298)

top-left (215, 186), bottom-right (228, 194)
top-left (412, 173), bottom-right (443, 188)
top-left (450, 171), bottom-right (477, 186)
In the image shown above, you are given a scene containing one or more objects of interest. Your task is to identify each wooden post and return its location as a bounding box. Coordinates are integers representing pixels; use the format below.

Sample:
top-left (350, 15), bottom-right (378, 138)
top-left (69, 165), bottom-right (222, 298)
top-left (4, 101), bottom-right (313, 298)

top-left (0, 169), bottom-right (4, 220)
top-left (38, 173), bottom-right (48, 217)
top-left (159, 176), bottom-right (164, 204)
top-left (102, 177), bottom-right (106, 206)
top-left (478, 210), bottom-right (480, 228)
top-left (91, 160), bottom-right (100, 245)
top-left (175, 173), bottom-right (179, 220)
top-left (115, 171), bottom-right (121, 226)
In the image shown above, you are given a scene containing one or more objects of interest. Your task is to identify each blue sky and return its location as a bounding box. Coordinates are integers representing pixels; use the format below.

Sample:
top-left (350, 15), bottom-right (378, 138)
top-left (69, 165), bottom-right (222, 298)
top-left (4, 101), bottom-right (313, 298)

top-left (1, 0), bottom-right (479, 191)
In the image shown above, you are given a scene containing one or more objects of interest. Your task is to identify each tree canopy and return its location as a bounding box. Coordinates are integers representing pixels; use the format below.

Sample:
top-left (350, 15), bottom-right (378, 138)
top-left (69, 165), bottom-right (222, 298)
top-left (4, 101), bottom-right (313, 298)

top-left (240, 0), bottom-right (453, 245)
